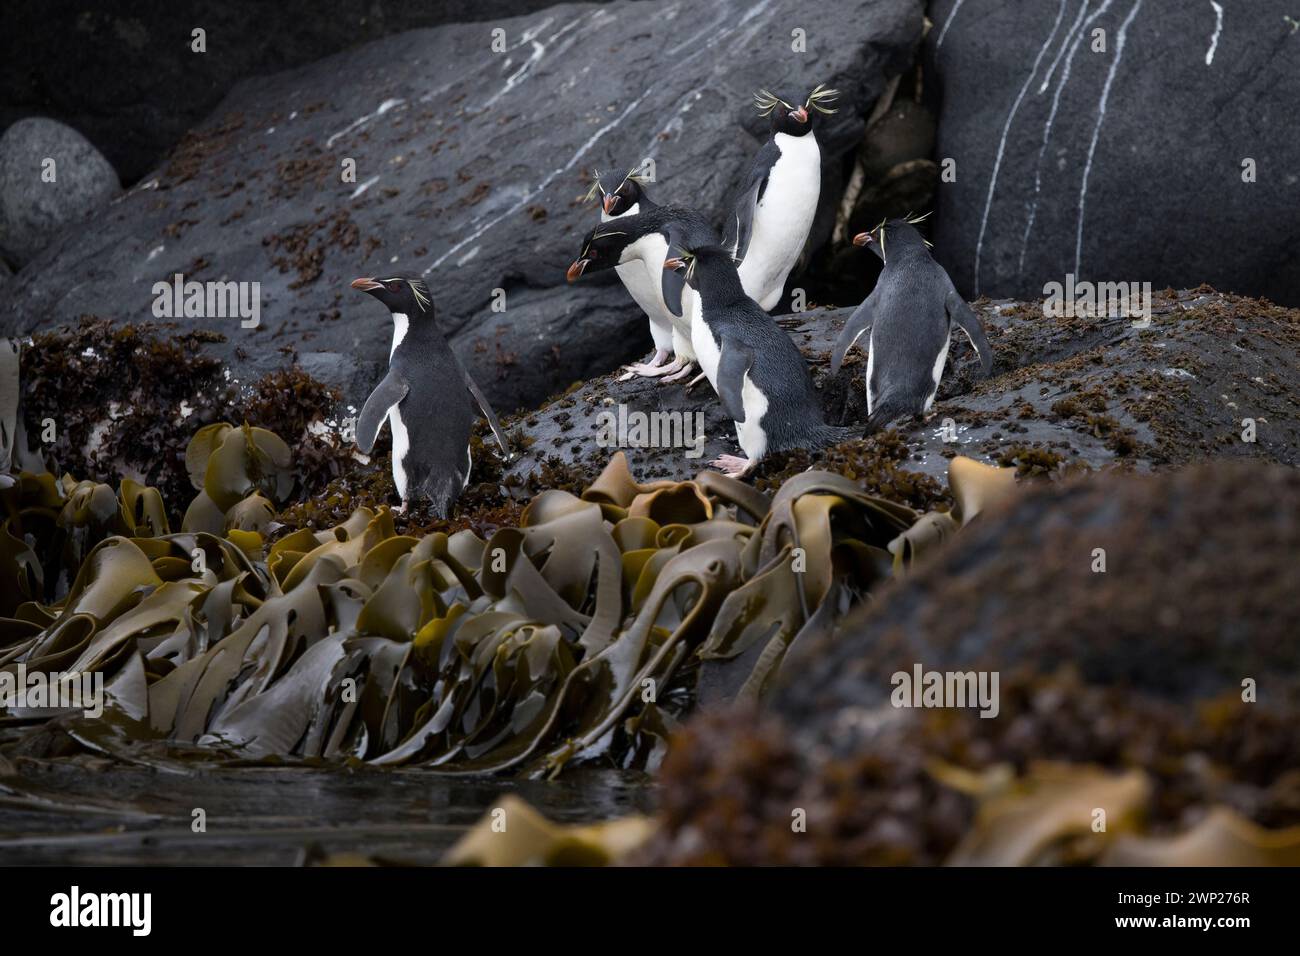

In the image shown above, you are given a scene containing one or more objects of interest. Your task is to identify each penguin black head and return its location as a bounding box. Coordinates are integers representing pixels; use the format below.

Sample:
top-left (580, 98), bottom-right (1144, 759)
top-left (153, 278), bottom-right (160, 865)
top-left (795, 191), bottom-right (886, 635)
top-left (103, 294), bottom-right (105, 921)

top-left (586, 164), bottom-right (654, 217)
top-left (351, 274), bottom-right (434, 316)
top-left (753, 83), bottom-right (839, 138)
top-left (662, 244), bottom-right (732, 290)
top-left (566, 225), bottom-right (634, 282)
top-left (853, 213), bottom-right (933, 264)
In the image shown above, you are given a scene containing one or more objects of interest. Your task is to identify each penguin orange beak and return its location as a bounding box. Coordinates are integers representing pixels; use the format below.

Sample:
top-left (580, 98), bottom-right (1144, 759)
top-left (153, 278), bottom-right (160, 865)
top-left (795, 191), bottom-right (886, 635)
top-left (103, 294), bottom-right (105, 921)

top-left (663, 258), bottom-right (685, 272)
top-left (566, 259), bottom-right (589, 283)
top-left (852, 232), bottom-right (873, 247)
top-left (791, 106), bottom-right (809, 124)
top-left (602, 194), bottom-right (617, 215)
top-left (351, 277), bottom-right (382, 291)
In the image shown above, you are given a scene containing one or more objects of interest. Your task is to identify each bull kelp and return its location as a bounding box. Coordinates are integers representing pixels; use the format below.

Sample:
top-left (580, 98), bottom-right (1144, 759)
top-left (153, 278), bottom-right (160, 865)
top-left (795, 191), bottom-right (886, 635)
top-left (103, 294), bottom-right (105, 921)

top-left (3, 417), bottom-right (1006, 775)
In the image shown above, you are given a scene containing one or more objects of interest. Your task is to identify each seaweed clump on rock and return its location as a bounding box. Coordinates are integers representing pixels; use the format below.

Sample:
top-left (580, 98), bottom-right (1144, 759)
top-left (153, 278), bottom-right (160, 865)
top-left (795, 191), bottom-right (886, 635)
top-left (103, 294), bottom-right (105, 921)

top-left (642, 461), bottom-right (1300, 865)
top-left (14, 319), bottom-right (358, 528)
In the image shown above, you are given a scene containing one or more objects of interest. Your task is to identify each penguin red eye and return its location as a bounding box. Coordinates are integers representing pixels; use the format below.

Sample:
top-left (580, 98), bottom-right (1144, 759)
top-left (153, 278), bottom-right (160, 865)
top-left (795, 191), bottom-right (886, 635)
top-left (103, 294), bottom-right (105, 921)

top-left (387, 281), bottom-right (400, 291)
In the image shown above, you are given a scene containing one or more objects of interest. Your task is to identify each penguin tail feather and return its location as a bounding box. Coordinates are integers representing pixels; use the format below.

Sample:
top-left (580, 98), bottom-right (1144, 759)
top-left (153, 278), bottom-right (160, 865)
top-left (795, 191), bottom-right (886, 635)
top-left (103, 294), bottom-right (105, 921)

top-left (864, 398), bottom-right (915, 436)
top-left (810, 423), bottom-right (858, 449)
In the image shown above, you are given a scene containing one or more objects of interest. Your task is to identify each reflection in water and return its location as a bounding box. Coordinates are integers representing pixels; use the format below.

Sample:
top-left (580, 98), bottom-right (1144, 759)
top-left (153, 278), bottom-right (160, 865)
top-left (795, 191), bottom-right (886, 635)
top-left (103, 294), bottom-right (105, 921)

top-left (0, 759), bottom-right (655, 865)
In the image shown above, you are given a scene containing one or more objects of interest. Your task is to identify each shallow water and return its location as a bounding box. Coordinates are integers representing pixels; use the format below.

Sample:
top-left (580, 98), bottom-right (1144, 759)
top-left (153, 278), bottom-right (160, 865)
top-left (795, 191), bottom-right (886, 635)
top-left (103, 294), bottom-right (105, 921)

top-left (0, 758), bottom-right (655, 865)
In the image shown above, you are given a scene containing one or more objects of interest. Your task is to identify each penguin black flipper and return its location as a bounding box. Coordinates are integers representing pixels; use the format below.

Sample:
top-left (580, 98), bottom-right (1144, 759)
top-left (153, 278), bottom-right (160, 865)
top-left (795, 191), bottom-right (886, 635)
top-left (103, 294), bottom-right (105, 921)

top-left (723, 142), bottom-right (777, 262)
top-left (724, 178), bottom-right (763, 262)
top-left (357, 371), bottom-right (409, 454)
top-left (462, 368), bottom-right (511, 457)
top-left (945, 290), bottom-right (994, 378)
top-left (830, 294), bottom-right (875, 376)
top-left (661, 222), bottom-right (689, 318)
top-left (715, 339), bottom-right (754, 424)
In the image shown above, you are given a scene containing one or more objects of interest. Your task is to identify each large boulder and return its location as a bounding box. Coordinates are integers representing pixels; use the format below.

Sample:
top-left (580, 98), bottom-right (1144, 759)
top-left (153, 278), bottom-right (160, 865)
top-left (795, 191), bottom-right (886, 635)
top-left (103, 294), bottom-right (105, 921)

top-left (927, 0), bottom-right (1300, 306)
top-left (642, 460), bottom-right (1300, 865)
top-left (0, 1), bottom-right (590, 186)
top-left (0, 118), bottom-right (120, 267)
top-left (0, 0), bottom-right (922, 412)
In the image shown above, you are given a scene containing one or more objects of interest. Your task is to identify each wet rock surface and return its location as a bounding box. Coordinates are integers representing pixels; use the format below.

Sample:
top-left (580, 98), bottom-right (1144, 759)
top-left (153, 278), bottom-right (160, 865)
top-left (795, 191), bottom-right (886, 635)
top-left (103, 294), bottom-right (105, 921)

top-left (0, 0), bottom-right (922, 412)
top-left (506, 288), bottom-right (1300, 492)
top-left (927, 0), bottom-right (1300, 306)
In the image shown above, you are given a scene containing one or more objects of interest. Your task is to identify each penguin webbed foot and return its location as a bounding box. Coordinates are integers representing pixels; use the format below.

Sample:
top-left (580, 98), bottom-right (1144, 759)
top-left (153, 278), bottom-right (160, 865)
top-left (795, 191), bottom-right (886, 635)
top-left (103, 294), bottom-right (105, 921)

top-left (683, 370), bottom-right (709, 391)
top-left (711, 454), bottom-right (754, 479)
top-left (658, 361), bottom-right (698, 384)
top-left (620, 352), bottom-right (682, 379)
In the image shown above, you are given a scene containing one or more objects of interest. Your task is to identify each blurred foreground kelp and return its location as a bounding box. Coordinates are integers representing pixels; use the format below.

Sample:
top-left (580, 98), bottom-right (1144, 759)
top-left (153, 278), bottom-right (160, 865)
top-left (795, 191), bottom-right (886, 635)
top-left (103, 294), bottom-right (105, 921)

top-left (636, 460), bottom-right (1300, 866)
top-left (3, 416), bottom-right (999, 774)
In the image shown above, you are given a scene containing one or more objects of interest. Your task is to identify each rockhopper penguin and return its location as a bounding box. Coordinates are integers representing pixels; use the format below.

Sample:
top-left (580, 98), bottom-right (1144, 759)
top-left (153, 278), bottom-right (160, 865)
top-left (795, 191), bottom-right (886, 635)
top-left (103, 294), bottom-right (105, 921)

top-left (663, 242), bottom-right (849, 478)
top-left (726, 84), bottom-right (839, 312)
top-left (566, 204), bottom-right (717, 383)
top-left (351, 275), bottom-right (510, 515)
top-left (830, 216), bottom-right (994, 432)
top-left (584, 165), bottom-right (691, 378)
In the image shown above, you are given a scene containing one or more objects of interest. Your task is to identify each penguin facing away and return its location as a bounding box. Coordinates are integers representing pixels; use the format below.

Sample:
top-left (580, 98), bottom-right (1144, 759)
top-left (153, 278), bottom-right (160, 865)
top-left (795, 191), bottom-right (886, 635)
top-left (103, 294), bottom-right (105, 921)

top-left (351, 275), bottom-right (510, 515)
top-left (584, 165), bottom-right (683, 378)
top-left (830, 216), bottom-right (994, 432)
top-left (566, 205), bottom-right (717, 383)
top-left (663, 241), bottom-right (849, 478)
top-left (726, 84), bottom-right (839, 312)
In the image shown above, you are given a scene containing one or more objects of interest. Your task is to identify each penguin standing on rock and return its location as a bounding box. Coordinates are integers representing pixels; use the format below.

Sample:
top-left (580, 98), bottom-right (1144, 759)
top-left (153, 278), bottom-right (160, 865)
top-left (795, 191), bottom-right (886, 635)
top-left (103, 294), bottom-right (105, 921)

top-left (830, 216), bottom-right (994, 432)
top-left (351, 275), bottom-right (510, 515)
top-left (584, 165), bottom-right (689, 378)
top-left (663, 242), bottom-right (849, 478)
top-left (727, 84), bottom-right (839, 311)
top-left (566, 205), bottom-right (717, 383)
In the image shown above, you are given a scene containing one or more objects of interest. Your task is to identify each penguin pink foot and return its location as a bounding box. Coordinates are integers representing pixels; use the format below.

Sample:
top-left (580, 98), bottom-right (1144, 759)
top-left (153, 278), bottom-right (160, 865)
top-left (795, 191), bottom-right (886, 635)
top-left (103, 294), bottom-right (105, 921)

top-left (658, 361), bottom-right (698, 384)
top-left (711, 454), bottom-right (754, 479)
top-left (618, 348), bottom-right (672, 381)
top-left (626, 355), bottom-right (689, 379)
top-left (683, 371), bottom-right (709, 391)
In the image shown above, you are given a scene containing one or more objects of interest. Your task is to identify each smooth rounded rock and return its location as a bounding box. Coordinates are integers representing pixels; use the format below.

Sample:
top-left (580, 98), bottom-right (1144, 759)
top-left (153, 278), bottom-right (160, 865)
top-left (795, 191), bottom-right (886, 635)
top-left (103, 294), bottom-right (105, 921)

top-left (0, 118), bottom-right (121, 267)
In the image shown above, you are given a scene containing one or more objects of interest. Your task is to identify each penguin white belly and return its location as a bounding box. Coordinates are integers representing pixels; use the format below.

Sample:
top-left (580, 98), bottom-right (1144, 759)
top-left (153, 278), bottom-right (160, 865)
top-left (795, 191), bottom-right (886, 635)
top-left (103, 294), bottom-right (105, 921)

top-left (675, 287), bottom-right (701, 361)
top-left (865, 341), bottom-right (876, 415)
top-left (691, 313), bottom-right (723, 388)
top-left (616, 261), bottom-right (674, 350)
top-left (734, 372), bottom-right (769, 461)
top-left (924, 334), bottom-right (951, 412)
top-left (737, 132), bottom-right (821, 310)
top-left (618, 233), bottom-right (675, 352)
top-left (388, 404), bottom-right (410, 500)
top-left (389, 314), bottom-right (409, 358)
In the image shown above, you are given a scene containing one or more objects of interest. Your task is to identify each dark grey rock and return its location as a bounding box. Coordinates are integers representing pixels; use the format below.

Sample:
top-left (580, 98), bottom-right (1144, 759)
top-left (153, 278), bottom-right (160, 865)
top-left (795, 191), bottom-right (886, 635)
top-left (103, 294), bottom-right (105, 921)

top-left (505, 288), bottom-right (1300, 485)
top-left (0, 0), bottom-right (922, 413)
top-left (927, 0), bottom-right (1300, 306)
top-left (0, 0), bottom-right (595, 186)
top-left (0, 118), bottom-right (121, 266)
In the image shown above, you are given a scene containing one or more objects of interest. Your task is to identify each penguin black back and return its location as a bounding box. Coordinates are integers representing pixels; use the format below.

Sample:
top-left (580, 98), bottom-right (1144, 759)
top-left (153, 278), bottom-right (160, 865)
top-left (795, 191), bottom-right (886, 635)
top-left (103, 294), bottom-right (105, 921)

top-left (679, 245), bottom-right (845, 457)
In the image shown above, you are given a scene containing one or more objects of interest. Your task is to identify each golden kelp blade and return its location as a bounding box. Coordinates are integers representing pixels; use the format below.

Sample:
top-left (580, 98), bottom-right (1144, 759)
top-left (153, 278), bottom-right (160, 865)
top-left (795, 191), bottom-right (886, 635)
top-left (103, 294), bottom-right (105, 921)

top-left (444, 795), bottom-right (655, 866)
